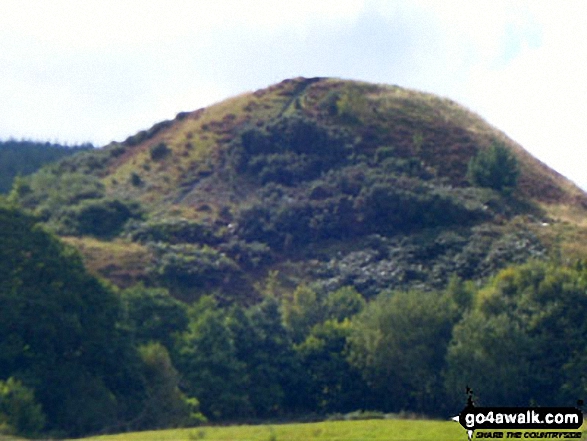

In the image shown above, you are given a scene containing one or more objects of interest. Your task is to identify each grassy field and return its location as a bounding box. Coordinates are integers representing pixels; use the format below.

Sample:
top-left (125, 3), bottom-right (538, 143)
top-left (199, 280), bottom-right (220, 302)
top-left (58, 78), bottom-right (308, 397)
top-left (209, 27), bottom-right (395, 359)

top-left (77, 419), bottom-right (465, 441)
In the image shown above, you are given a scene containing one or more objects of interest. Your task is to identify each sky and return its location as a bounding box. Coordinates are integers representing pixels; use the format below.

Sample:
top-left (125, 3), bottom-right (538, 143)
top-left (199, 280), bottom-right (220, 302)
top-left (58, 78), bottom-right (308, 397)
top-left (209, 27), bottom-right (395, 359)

top-left (1, 0), bottom-right (586, 189)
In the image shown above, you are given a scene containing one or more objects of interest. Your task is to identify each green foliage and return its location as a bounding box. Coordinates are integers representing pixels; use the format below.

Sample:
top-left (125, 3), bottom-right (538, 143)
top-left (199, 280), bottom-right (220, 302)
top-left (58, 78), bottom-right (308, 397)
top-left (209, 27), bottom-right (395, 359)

top-left (234, 165), bottom-right (489, 253)
top-left (322, 286), bottom-right (366, 323)
top-left (467, 142), bottom-right (520, 194)
top-left (10, 169), bottom-right (104, 214)
top-left (149, 243), bottom-right (242, 290)
top-left (282, 285), bottom-right (365, 344)
top-left (445, 261), bottom-right (587, 407)
top-left (348, 290), bottom-right (459, 414)
top-left (0, 204), bottom-right (146, 437)
top-left (127, 218), bottom-right (220, 245)
top-left (130, 172), bottom-right (143, 186)
top-left (9, 163), bottom-right (142, 238)
top-left (0, 377), bottom-right (46, 438)
top-left (120, 285), bottom-right (189, 350)
top-left (282, 285), bottom-right (321, 344)
top-left (5, 167), bottom-right (146, 239)
top-left (229, 297), bottom-right (305, 417)
top-left (137, 343), bottom-right (205, 429)
top-left (175, 297), bottom-right (249, 420)
top-left (235, 115), bottom-right (350, 186)
top-left (219, 239), bottom-right (273, 270)
top-left (356, 178), bottom-right (484, 234)
top-left (296, 320), bottom-right (368, 413)
top-left (58, 197), bottom-right (142, 237)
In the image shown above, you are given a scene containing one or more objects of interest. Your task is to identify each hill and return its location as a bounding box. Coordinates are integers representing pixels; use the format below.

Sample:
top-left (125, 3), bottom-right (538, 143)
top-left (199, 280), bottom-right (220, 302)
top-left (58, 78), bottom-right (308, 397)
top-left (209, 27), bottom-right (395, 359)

top-left (11, 77), bottom-right (587, 301)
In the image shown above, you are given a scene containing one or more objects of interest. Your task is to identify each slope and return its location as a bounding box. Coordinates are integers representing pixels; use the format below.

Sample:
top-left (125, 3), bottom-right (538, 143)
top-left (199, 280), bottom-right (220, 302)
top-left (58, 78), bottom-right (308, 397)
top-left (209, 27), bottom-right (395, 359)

top-left (12, 77), bottom-right (587, 301)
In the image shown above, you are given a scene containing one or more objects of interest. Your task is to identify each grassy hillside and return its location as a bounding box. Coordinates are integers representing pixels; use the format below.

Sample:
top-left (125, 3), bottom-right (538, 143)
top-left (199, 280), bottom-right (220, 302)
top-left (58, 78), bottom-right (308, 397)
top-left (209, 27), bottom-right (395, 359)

top-left (76, 418), bottom-right (587, 441)
top-left (78, 419), bottom-right (464, 441)
top-left (11, 77), bottom-right (587, 301)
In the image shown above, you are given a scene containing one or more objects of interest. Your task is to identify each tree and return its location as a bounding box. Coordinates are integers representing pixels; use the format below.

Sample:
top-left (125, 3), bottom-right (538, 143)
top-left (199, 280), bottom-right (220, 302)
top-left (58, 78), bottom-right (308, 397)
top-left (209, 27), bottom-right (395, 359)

top-left (282, 285), bottom-right (321, 344)
top-left (445, 262), bottom-right (587, 408)
top-left (120, 284), bottom-right (189, 350)
top-left (229, 296), bottom-right (305, 417)
top-left (348, 290), bottom-right (459, 414)
top-left (0, 203), bottom-right (145, 436)
top-left (136, 343), bottom-right (204, 429)
top-left (174, 297), bottom-right (249, 420)
top-left (467, 142), bottom-right (520, 194)
top-left (296, 319), bottom-right (368, 413)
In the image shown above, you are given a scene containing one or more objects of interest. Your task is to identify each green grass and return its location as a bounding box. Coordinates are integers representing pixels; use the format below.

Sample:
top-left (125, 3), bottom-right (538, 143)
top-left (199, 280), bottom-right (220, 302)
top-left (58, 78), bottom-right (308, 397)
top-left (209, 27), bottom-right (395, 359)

top-left (76, 419), bottom-right (465, 441)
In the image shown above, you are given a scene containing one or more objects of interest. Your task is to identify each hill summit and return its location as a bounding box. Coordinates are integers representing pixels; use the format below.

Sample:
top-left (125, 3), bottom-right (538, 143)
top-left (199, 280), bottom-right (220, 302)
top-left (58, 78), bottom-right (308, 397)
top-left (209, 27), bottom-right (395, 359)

top-left (12, 77), bottom-right (587, 300)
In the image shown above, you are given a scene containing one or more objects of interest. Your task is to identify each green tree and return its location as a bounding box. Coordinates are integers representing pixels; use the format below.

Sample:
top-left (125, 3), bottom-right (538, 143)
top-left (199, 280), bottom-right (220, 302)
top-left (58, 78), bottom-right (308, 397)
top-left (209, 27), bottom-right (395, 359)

top-left (175, 297), bottom-right (249, 420)
top-left (323, 286), bottom-right (365, 323)
top-left (120, 284), bottom-right (189, 350)
top-left (0, 203), bottom-right (145, 436)
top-left (445, 262), bottom-right (587, 407)
top-left (467, 142), bottom-right (520, 194)
top-left (296, 319), bottom-right (368, 413)
top-left (282, 285), bottom-right (321, 344)
top-left (229, 296), bottom-right (305, 417)
top-left (348, 290), bottom-right (459, 414)
top-left (136, 343), bottom-right (204, 429)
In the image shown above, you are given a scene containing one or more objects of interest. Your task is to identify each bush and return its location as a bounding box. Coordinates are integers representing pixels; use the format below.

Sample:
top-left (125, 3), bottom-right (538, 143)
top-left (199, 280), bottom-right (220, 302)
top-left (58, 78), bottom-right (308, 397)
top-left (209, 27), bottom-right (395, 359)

top-left (59, 198), bottom-right (142, 237)
top-left (467, 142), bottom-right (520, 194)
top-left (150, 142), bottom-right (171, 161)
top-left (126, 218), bottom-right (220, 245)
top-left (149, 243), bottom-right (242, 289)
top-left (130, 172), bottom-right (143, 186)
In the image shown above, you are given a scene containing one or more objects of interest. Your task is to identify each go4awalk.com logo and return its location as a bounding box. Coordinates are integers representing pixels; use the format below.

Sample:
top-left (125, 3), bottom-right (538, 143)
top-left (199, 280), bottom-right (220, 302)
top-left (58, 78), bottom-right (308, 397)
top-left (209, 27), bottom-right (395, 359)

top-left (452, 389), bottom-right (584, 440)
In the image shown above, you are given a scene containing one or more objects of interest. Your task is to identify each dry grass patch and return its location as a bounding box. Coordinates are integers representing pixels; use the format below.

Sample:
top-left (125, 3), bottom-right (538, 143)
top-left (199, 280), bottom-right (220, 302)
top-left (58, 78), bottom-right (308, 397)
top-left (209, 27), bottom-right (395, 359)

top-left (63, 236), bottom-right (152, 287)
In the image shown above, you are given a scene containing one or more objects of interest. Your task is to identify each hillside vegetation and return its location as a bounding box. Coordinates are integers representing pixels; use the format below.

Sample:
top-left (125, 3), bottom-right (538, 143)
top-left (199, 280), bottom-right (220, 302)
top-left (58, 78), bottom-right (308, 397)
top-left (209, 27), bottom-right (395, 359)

top-left (3, 78), bottom-right (587, 438)
top-left (9, 77), bottom-right (587, 300)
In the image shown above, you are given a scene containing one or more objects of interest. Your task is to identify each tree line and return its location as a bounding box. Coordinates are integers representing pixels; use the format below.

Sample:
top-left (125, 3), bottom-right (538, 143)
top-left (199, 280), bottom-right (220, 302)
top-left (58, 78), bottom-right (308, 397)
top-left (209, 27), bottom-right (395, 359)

top-left (0, 139), bottom-right (93, 194)
top-left (1, 200), bottom-right (586, 438)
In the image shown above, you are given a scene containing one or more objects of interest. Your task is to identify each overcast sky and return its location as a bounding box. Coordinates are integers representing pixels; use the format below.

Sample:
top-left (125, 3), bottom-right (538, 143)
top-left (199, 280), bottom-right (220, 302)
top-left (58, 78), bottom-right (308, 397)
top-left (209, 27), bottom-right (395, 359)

top-left (1, 1), bottom-right (586, 189)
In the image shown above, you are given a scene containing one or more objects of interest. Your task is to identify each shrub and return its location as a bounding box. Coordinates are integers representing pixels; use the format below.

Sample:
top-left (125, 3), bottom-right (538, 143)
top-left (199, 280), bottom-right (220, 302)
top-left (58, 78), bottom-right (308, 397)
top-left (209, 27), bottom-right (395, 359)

top-left (59, 198), bottom-right (142, 237)
top-left (150, 142), bottom-right (171, 161)
top-left (126, 218), bottom-right (220, 245)
top-left (467, 142), bottom-right (520, 194)
top-left (149, 243), bottom-right (242, 288)
top-left (130, 172), bottom-right (143, 186)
